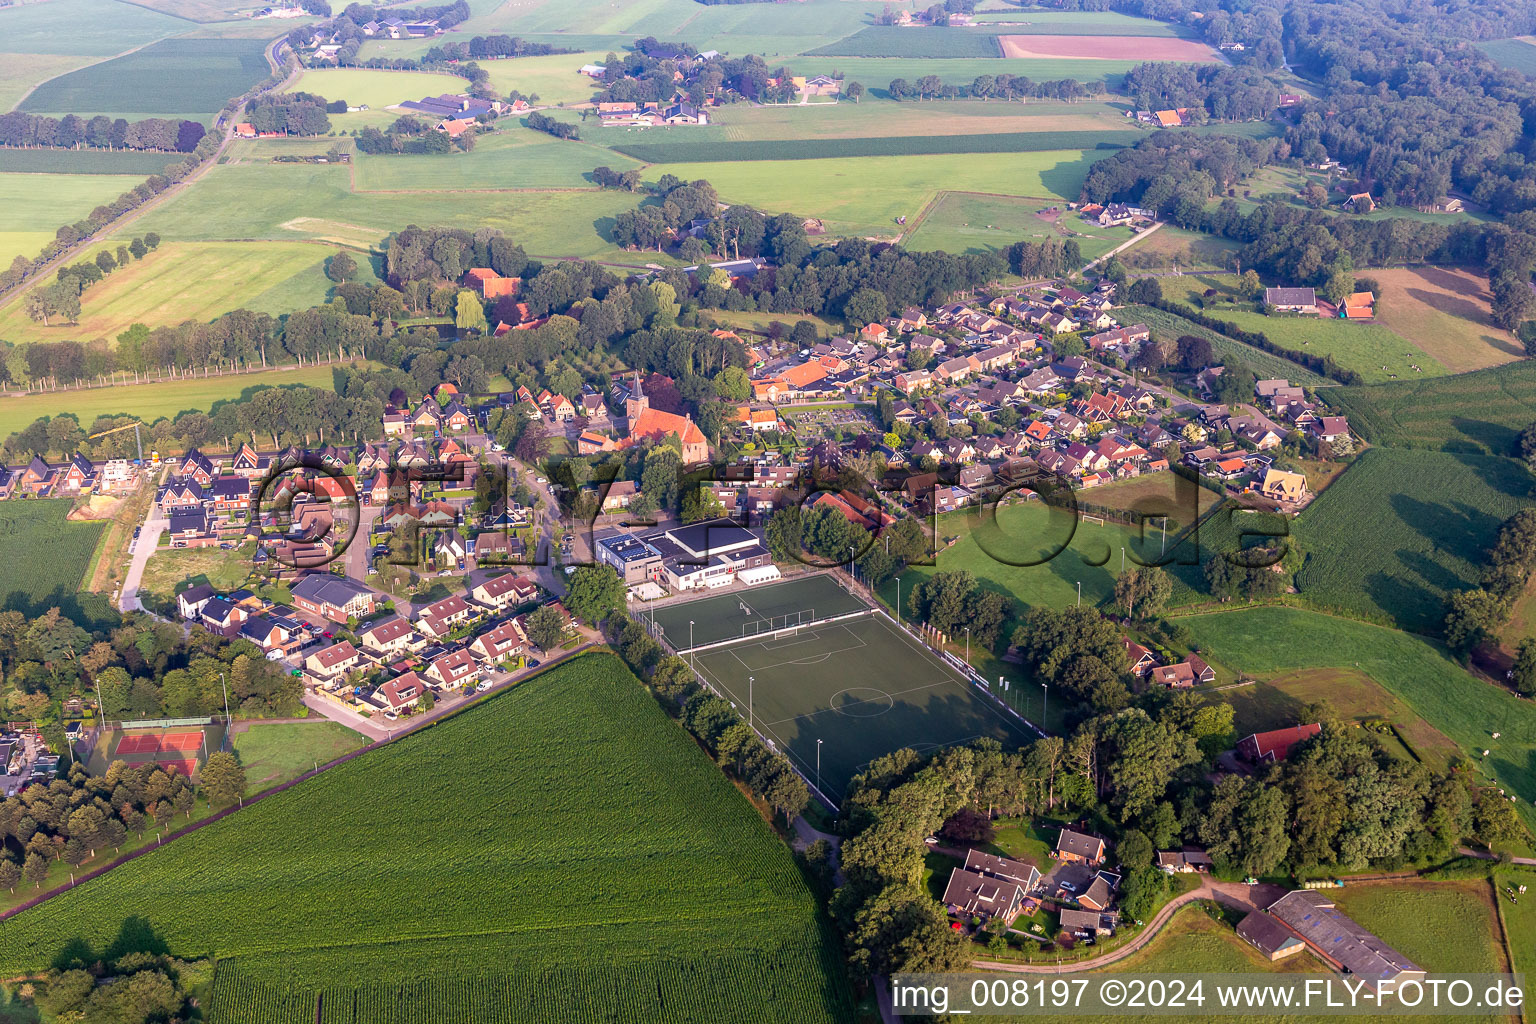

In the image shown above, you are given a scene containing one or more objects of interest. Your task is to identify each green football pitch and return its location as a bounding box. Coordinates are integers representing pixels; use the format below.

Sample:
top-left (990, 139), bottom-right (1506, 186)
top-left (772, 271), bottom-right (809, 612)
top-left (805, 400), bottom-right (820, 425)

top-left (649, 573), bottom-right (870, 650)
top-left (688, 611), bottom-right (1034, 802)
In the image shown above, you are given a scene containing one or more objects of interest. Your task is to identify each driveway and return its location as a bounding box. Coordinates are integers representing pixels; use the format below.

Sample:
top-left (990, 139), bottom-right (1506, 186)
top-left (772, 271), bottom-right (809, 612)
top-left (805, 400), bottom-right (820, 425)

top-left (118, 502), bottom-right (167, 613)
top-left (972, 878), bottom-right (1277, 974)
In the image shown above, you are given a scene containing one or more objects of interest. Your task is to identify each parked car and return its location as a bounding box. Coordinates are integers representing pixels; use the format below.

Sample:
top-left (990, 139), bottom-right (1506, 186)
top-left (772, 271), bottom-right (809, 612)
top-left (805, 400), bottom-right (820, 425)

top-left (132, 526), bottom-right (141, 538)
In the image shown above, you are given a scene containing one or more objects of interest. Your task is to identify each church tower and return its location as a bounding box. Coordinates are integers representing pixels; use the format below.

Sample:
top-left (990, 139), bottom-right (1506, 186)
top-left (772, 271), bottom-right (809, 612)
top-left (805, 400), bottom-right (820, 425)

top-left (625, 370), bottom-right (649, 422)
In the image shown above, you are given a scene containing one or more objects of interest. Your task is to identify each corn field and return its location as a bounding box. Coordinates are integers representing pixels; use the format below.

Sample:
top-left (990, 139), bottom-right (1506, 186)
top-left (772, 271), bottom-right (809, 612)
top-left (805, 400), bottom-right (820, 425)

top-left (0, 654), bottom-right (853, 1023)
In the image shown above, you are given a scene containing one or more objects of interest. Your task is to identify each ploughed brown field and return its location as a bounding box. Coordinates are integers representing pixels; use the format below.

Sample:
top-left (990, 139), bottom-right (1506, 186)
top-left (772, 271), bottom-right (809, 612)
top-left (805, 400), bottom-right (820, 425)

top-left (998, 34), bottom-right (1223, 61)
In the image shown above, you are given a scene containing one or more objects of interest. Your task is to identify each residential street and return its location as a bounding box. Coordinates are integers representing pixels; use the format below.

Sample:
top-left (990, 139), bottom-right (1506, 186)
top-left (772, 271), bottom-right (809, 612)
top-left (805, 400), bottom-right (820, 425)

top-left (117, 502), bottom-right (167, 614)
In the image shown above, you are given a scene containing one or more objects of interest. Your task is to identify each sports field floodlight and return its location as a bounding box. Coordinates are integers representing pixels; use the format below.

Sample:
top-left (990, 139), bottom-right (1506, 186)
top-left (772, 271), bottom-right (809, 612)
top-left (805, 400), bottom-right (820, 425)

top-left (1042, 681), bottom-right (1048, 725)
top-left (817, 738), bottom-right (823, 793)
top-left (965, 626), bottom-right (970, 666)
top-left (749, 675), bottom-right (755, 732)
top-left (895, 577), bottom-right (901, 629)
top-left (1076, 581), bottom-right (1082, 607)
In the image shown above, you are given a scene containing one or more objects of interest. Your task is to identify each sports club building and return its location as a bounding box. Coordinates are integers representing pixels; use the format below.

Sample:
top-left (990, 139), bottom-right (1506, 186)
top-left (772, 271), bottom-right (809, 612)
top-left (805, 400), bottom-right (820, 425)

top-left (595, 517), bottom-right (777, 592)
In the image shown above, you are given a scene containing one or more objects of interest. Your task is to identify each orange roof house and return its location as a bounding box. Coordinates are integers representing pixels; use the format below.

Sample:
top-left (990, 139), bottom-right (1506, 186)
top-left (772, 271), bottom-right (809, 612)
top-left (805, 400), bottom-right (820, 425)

top-left (861, 323), bottom-right (889, 344)
top-left (235, 122), bottom-right (257, 138)
top-left (464, 268), bottom-right (520, 299)
top-left (1154, 109), bottom-right (1184, 127)
top-left (436, 116), bottom-right (477, 137)
top-left (778, 361), bottom-right (829, 390)
top-left (1342, 291), bottom-right (1375, 319)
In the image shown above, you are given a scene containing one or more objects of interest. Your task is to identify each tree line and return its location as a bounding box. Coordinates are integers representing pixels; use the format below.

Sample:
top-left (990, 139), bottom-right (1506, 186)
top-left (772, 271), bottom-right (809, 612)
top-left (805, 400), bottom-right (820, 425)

top-left (0, 113), bottom-right (205, 153)
top-left (604, 610), bottom-right (811, 821)
top-left (888, 74), bottom-right (1099, 103)
top-left (22, 234), bottom-right (160, 328)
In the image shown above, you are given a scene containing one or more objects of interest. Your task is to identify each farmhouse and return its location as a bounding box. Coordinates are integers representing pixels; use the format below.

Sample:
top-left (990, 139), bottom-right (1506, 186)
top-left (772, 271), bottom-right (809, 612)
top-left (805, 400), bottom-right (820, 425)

top-left (1055, 828), bottom-right (1105, 865)
top-left (1264, 287), bottom-right (1317, 313)
top-left (1059, 908), bottom-right (1113, 936)
top-left (1150, 655), bottom-right (1213, 688)
top-left (1342, 192), bottom-right (1376, 213)
top-left (1265, 890), bottom-right (1424, 988)
top-left (1238, 723), bottom-right (1322, 763)
top-left (1157, 849), bottom-right (1214, 873)
top-left (941, 849), bottom-right (1038, 922)
top-left (464, 268), bottom-right (519, 299)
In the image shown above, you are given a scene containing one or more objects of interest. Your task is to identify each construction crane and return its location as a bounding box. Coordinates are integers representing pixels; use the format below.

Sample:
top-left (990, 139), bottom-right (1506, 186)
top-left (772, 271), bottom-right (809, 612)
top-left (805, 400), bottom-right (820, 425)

top-left (88, 421), bottom-right (146, 465)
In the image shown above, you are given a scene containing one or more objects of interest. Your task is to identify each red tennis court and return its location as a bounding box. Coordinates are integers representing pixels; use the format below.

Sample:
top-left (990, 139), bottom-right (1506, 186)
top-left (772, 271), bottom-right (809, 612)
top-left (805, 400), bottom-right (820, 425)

top-left (115, 730), bottom-right (203, 756)
top-left (159, 759), bottom-right (198, 777)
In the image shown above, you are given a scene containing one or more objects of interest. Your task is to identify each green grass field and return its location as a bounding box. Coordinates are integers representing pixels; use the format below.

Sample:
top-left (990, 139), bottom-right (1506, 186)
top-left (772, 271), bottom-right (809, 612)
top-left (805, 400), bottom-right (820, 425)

top-left (806, 26), bottom-right (1008, 58)
top-left (1160, 274), bottom-right (1448, 383)
top-left (773, 55), bottom-right (1139, 91)
top-left (1494, 867), bottom-right (1536, 973)
top-left (1116, 303), bottom-right (1330, 384)
top-left (231, 721), bottom-right (368, 789)
top-left (0, 149), bottom-right (183, 175)
top-left (287, 66), bottom-right (473, 114)
top-left (1291, 449), bottom-right (1534, 633)
top-left (609, 130), bottom-right (1138, 164)
top-left (125, 160), bottom-right (650, 260)
top-left (476, 50), bottom-right (615, 107)
top-left (677, 99), bottom-right (1134, 141)
top-left (0, 240), bottom-right (359, 345)
top-left (692, 610), bottom-right (1031, 800)
top-left (354, 126), bottom-right (640, 191)
top-left (1477, 36), bottom-right (1536, 76)
top-left (0, 499), bottom-right (109, 624)
top-left (1181, 606), bottom-right (1536, 825)
top-left (19, 37), bottom-right (271, 116)
top-left (0, 0), bottom-right (190, 55)
top-left (878, 491), bottom-right (1212, 626)
top-left (0, 172), bottom-right (145, 266)
top-left (138, 542), bottom-right (261, 603)
top-left (0, 364), bottom-right (343, 441)
top-left (1223, 667), bottom-right (1460, 770)
top-left (1335, 882), bottom-right (1506, 974)
top-left (1324, 359), bottom-right (1536, 454)
top-left (903, 191), bottom-right (1131, 259)
top-left (0, 654), bottom-right (855, 1024)
top-left (0, 52), bottom-right (104, 111)
top-left (641, 149), bottom-right (1106, 237)
top-left (1120, 224), bottom-right (1241, 272)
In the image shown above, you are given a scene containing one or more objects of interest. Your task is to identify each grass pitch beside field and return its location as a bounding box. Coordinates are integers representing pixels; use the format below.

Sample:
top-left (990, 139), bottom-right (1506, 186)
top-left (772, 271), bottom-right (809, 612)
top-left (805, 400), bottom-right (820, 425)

top-left (692, 611), bottom-right (1032, 801)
